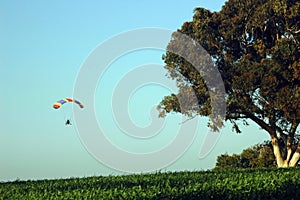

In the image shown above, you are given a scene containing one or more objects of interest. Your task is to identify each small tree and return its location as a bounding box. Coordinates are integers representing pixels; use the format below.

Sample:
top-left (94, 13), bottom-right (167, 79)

top-left (215, 153), bottom-right (241, 169)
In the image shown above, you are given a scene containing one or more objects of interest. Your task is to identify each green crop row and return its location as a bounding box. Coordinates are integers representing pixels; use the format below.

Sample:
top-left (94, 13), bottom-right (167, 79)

top-left (1, 168), bottom-right (299, 199)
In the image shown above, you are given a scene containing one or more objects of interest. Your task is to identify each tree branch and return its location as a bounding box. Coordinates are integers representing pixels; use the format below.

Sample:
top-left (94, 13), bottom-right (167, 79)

top-left (289, 122), bottom-right (299, 136)
top-left (247, 113), bottom-right (273, 134)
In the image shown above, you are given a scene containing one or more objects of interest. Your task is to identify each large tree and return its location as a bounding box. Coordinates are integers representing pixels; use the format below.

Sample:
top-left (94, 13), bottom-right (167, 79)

top-left (158, 0), bottom-right (300, 167)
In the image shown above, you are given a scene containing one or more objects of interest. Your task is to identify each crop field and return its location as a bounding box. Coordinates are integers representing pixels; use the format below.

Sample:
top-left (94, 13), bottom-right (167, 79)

top-left (1, 168), bottom-right (299, 199)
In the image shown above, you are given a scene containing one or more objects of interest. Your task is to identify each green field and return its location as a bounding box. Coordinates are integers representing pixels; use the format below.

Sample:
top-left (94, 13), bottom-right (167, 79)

top-left (1, 168), bottom-right (299, 199)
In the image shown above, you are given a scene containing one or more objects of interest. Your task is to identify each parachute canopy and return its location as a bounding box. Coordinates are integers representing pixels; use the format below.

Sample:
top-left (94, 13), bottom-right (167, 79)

top-left (53, 98), bottom-right (84, 109)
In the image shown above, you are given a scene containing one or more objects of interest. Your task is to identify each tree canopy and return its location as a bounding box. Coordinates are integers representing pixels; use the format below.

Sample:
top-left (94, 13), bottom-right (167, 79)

top-left (158, 0), bottom-right (300, 167)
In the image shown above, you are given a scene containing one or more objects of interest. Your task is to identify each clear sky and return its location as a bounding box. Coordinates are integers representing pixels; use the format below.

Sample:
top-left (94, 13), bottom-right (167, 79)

top-left (0, 0), bottom-right (269, 181)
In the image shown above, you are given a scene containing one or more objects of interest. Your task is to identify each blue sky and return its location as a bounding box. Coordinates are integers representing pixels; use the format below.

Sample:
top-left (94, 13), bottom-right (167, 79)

top-left (0, 0), bottom-right (270, 181)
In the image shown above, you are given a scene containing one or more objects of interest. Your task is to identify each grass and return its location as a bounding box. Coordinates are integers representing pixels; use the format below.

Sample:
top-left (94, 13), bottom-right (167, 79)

top-left (1, 167), bottom-right (299, 199)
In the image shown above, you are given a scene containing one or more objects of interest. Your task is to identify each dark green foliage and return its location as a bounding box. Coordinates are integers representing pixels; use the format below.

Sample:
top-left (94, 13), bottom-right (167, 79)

top-left (1, 168), bottom-right (300, 199)
top-left (216, 141), bottom-right (277, 169)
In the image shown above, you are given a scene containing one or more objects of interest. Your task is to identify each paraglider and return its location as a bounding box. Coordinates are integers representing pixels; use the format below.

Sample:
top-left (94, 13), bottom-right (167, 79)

top-left (53, 98), bottom-right (84, 109)
top-left (53, 98), bottom-right (84, 125)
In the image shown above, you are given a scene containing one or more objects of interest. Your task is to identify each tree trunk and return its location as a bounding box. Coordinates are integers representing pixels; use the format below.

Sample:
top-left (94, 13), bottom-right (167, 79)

top-left (289, 143), bottom-right (300, 167)
top-left (271, 137), bottom-right (286, 167)
top-left (289, 152), bottom-right (300, 166)
top-left (271, 136), bottom-right (300, 167)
